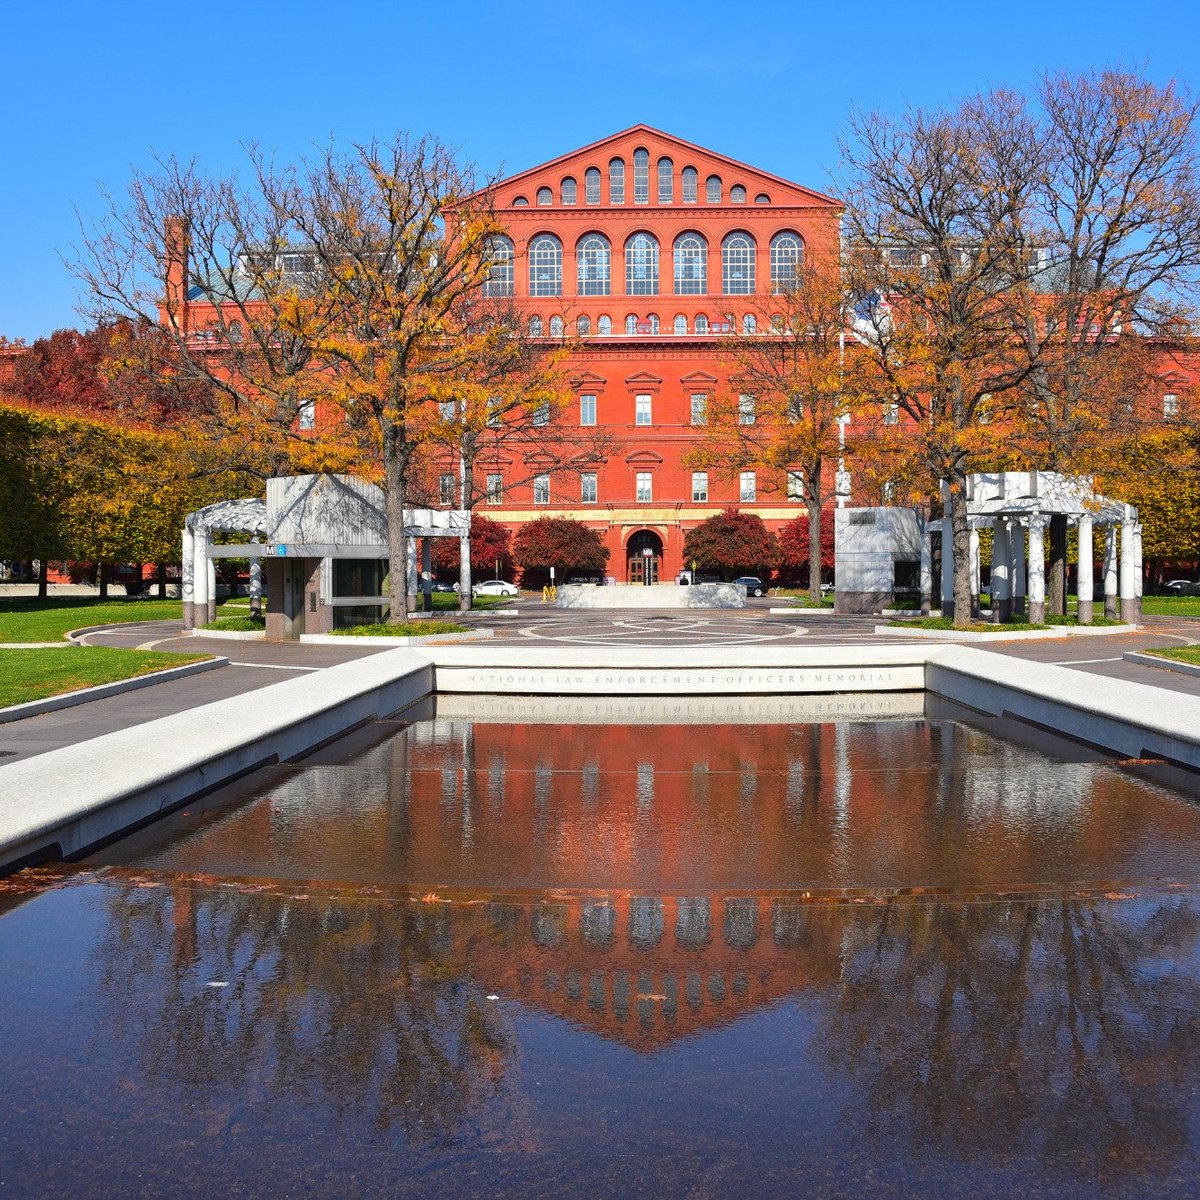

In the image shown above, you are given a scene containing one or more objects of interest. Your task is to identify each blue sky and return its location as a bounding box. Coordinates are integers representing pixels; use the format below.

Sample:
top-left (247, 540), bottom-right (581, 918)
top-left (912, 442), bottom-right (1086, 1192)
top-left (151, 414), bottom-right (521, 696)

top-left (2, 0), bottom-right (1196, 341)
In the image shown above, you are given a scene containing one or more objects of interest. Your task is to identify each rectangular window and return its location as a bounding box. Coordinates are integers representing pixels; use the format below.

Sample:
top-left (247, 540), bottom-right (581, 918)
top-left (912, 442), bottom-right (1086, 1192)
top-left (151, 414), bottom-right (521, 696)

top-left (1164, 393), bottom-right (1180, 418)
top-left (787, 394), bottom-right (804, 421)
top-left (738, 393), bottom-right (756, 425)
top-left (883, 401), bottom-right (899, 425)
top-left (787, 470), bottom-right (804, 502)
top-left (298, 399), bottom-right (315, 431)
top-left (692, 471), bottom-right (708, 503)
top-left (690, 393), bottom-right (707, 425)
top-left (581, 472), bottom-right (597, 504)
top-left (740, 471), bottom-right (757, 502)
top-left (580, 393), bottom-right (596, 426)
top-left (635, 394), bottom-right (652, 425)
top-left (534, 474), bottom-right (550, 505)
top-left (486, 474), bottom-right (503, 505)
top-left (533, 401), bottom-right (550, 427)
top-left (439, 473), bottom-right (456, 505)
top-left (636, 472), bottom-right (653, 502)
top-left (439, 399), bottom-right (456, 421)
top-left (486, 396), bottom-right (501, 428)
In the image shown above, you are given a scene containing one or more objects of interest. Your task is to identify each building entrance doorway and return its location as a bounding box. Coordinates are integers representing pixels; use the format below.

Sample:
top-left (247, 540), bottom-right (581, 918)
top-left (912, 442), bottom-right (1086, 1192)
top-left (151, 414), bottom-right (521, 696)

top-left (626, 530), bottom-right (663, 585)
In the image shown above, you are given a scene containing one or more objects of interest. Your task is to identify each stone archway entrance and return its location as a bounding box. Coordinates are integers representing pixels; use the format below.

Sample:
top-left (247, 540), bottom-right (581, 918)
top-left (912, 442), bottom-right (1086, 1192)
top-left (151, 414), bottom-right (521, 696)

top-left (626, 529), bottom-right (664, 586)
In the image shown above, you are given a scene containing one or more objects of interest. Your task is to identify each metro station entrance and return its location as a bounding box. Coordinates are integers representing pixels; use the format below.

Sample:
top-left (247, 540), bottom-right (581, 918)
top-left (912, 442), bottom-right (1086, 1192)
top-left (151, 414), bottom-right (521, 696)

top-left (626, 530), bottom-right (663, 585)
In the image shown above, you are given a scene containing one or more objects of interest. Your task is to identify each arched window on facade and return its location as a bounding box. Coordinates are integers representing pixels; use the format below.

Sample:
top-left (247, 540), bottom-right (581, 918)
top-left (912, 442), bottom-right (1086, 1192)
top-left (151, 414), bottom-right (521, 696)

top-left (770, 231), bottom-right (804, 293)
top-left (754, 192), bottom-right (771, 205)
top-left (633, 148), bottom-right (650, 203)
top-left (512, 195), bottom-right (528, 206)
top-left (673, 232), bottom-right (707, 294)
top-left (743, 313), bottom-right (757, 334)
top-left (561, 177), bottom-right (577, 205)
top-left (585, 167), bottom-right (601, 204)
top-left (682, 166), bottom-right (698, 203)
top-left (482, 234), bottom-right (514, 297)
top-left (609, 158), bottom-right (625, 204)
top-left (576, 233), bottom-right (611, 296)
top-left (626, 233), bottom-right (659, 295)
top-left (536, 186), bottom-right (552, 206)
top-left (706, 174), bottom-right (722, 204)
top-left (577, 315), bottom-right (591, 336)
top-left (597, 314), bottom-right (612, 335)
top-left (646, 313), bottom-right (660, 334)
top-left (625, 314), bottom-right (638, 334)
top-left (722, 231), bottom-right (755, 295)
top-left (529, 315), bottom-right (543, 337)
top-left (674, 314), bottom-right (687, 334)
top-left (549, 315), bottom-right (564, 337)
top-left (695, 314), bottom-right (709, 333)
top-left (730, 184), bottom-right (747, 204)
top-left (658, 157), bottom-right (673, 203)
top-left (529, 234), bottom-right (562, 297)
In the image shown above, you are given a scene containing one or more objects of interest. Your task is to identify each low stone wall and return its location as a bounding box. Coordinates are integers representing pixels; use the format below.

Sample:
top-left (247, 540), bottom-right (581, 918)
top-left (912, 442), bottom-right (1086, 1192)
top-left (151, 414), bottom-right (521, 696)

top-left (557, 583), bottom-right (745, 609)
top-left (0, 649), bottom-right (433, 872)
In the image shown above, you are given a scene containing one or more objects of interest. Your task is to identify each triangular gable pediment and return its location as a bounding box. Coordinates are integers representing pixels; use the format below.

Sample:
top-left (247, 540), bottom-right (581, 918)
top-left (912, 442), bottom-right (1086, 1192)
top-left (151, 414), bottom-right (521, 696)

top-left (625, 449), bottom-right (664, 465)
top-left (1158, 370), bottom-right (1189, 386)
top-left (570, 370), bottom-right (607, 389)
top-left (472, 124), bottom-right (842, 210)
top-left (625, 370), bottom-right (663, 388)
top-left (680, 370), bottom-right (718, 386)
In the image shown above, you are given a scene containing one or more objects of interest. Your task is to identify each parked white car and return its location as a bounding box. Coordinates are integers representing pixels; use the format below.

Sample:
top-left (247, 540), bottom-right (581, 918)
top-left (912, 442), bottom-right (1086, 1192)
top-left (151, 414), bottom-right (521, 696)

top-left (471, 579), bottom-right (519, 597)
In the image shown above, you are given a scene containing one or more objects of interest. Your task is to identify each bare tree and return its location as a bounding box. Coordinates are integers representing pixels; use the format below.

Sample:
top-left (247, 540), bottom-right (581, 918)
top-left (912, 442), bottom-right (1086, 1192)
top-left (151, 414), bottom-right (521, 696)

top-left (840, 90), bottom-right (1040, 625)
top-left (74, 134), bottom-right (520, 618)
top-left (1005, 70), bottom-right (1200, 611)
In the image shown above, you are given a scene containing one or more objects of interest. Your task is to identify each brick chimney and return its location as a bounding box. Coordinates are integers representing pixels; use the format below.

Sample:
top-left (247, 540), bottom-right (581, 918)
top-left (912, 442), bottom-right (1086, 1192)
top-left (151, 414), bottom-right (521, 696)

top-left (163, 217), bottom-right (189, 332)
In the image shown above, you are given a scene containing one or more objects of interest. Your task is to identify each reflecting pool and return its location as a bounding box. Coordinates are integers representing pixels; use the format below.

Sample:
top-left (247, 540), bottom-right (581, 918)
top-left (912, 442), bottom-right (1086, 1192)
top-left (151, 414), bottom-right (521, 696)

top-left (2, 697), bottom-right (1200, 1197)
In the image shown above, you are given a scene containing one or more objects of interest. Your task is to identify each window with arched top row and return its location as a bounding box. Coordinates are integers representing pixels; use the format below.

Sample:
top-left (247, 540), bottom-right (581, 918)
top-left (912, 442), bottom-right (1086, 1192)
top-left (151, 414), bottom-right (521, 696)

top-left (626, 233), bottom-right (658, 295)
top-left (658, 157), bottom-right (673, 203)
top-left (483, 235), bottom-right (514, 297)
top-left (577, 233), bottom-right (610, 296)
top-left (770, 231), bottom-right (804, 292)
top-left (722, 231), bottom-right (755, 295)
top-left (529, 233), bottom-right (562, 296)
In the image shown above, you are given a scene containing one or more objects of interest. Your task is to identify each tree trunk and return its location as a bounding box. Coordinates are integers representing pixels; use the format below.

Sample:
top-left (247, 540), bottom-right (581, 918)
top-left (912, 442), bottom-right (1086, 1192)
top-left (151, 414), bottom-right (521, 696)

top-left (1047, 514), bottom-right (1068, 616)
top-left (949, 474), bottom-right (973, 628)
top-left (37, 559), bottom-right (48, 600)
top-left (806, 487), bottom-right (822, 606)
top-left (98, 562), bottom-right (109, 600)
top-left (383, 427), bottom-right (412, 623)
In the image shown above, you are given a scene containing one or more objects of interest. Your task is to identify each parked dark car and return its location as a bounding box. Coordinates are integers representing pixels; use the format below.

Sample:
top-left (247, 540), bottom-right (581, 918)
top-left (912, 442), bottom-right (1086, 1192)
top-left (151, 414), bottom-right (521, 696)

top-left (733, 575), bottom-right (766, 597)
top-left (1165, 579), bottom-right (1200, 596)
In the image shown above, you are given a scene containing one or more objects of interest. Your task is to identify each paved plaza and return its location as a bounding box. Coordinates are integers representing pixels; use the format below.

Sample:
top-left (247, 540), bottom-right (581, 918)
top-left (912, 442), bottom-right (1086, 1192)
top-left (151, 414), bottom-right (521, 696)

top-left (1, 598), bottom-right (1198, 764)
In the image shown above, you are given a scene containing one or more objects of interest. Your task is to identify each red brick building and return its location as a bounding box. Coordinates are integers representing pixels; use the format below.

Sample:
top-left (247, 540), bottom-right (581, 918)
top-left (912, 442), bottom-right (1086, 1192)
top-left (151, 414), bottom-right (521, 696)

top-left (463, 125), bottom-right (844, 583)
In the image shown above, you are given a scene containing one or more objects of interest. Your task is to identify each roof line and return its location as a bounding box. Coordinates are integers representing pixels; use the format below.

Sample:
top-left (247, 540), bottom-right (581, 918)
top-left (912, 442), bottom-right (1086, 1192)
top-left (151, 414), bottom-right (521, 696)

top-left (459, 124), bottom-right (843, 209)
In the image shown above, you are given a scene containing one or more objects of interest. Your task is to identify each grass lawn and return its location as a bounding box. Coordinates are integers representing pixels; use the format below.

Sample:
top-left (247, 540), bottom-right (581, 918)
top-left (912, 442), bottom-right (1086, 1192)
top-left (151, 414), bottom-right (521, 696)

top-left (202, 614), bottom-right (266, 632)
top-left (1142, 596), bottom-right (1200, 618)
top-left (430, 592), bottom-right (510, 612)
top-left (0, 597), bottom-right (256, 642)
top-left (331, 621), bottom-right (468, 637)
top-left (1143, 645), bottom-right (1200, 666)
top-left (0, 646), bottom-right (211, 708)
top-left (891, 616), bottom-right (1050, 632)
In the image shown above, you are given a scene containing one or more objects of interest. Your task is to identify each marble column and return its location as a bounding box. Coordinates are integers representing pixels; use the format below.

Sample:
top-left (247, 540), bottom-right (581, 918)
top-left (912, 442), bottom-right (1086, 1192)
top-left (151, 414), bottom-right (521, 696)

top-left (938, 518), bottom-right (953, 617)
top-left (192, 527), bottom-right (209, 630)
top-left (181, 526), bottom-right (194, 630)
top-left (1104, 525), bottom-right (1118, 620)
top-left (1076, 515), bottom-right (1093, 625)
top-left (991, 519), bottom-right (1012, 623)
top-left (1120, 518), bottom-right (1137, 624)
top-left (969, 528), bottom-right (981, 619)
top-left (919, 516), bottom-right (933, 616)
top-left (249, 538), bottom-right (262, 619)
top-left (1026, 514), bottom-right (1047, 625)
top-left (1012, 522), bottom-right (1027, 618)
top-left (421, 537), bottom-right (433, 613)
top-left (1133, 523), bottom-right (1144, 624)
top-left (207, 556), bottom-right (217, 625)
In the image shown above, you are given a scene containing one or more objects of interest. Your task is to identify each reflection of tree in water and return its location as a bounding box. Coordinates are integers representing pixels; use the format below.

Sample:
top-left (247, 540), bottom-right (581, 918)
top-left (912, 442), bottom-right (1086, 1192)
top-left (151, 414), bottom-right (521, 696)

top-left (94, 884), bottom-right (517, 1147)
top-left (821, 896), bottom-right (1200, 1184)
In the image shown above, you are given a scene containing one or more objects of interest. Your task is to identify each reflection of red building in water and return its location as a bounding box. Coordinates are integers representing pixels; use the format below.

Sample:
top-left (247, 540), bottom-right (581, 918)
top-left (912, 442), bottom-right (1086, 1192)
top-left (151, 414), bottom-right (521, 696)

top-left (453, 126), bottom-right (844, 584)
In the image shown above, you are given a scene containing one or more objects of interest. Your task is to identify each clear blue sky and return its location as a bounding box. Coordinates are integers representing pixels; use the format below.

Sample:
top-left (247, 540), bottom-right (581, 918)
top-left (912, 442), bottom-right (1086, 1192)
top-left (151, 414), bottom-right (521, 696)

top-left (2, 0), bottom-right (1196, 341)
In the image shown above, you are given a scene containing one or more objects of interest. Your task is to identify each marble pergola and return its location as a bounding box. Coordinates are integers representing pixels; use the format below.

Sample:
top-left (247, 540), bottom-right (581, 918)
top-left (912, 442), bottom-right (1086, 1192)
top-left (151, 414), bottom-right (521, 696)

top-left (939, 472), bottom-right (1141, 624)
